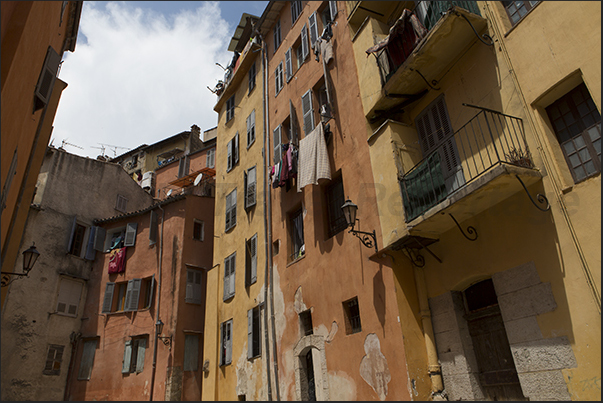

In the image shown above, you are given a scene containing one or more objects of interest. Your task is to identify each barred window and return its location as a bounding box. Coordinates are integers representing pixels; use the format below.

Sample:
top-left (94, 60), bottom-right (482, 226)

top-left (343, 297), bottom-right (362, 335)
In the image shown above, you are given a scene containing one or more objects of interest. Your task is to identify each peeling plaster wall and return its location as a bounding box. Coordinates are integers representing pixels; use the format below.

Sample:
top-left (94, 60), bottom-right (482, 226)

top-left (360, 334), bottom-right (392, 401)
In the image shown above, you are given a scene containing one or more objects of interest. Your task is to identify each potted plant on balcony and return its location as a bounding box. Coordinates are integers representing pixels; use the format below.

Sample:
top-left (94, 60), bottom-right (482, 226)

top-left (505, 147), bottom-right (533, 168)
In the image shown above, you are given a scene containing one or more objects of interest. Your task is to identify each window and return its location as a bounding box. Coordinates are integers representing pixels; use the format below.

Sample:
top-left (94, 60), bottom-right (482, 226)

top-left (224, 252), bottom-right (236, 300)
top-left (227, 133), bottom-right (239, 172)
top-left (325, 176), bottom-right (347, 238)
top-left (184, 334), bottom-right (200, 371)
top-left (248, 305), bottom-right (261, 359)
top-left (77, 339), bottom-right (98, 380)
top-left (247, 110), bottom-right (256, 147)
top-left (285, 48), bottom-right (293, 82)
top-left (343, 297), bottom-right (362, 334)
top-left (124, 222), bottom-right (138, 247)
top-left (220, 319), bottom-right (233, 366)
top-left (245, 166), bottom-right (257, 209)
top-left (122, 336), bottom-right (147, 374)
top-left (296, 44), bottom-right (304, 70)
top-left (546, 83), bottom-right (601, 183)
top-left (289, 208), bottom-right (305, 262)
top-left (321, 1), bottom-right (338, 29)
top-left (301, 89), bottom-right (315, 136)
top-left (101, 276), bottom-right (154, 313)
top-left (245, 234), bottom-right (258, 287)
top-left (67, 216), bottom-right (87, 257)
top-left (178, 155), bottom-right (190, 178)
top-left (186, 268), bottom-right (203, 304)
top-left (226, 95), bottom-right (235, 122)
top-left (193, 219), bottom-right (204, 241)
top-left (207, 147), bottom-right (216, 169)
top-left (308, 12), bottom-right (319, 47)
top-left (273, 125), bottom-right (283, 165)
top-left (1, 149), bottom-right (18, 212)
top-left (225, 189), bottom-right (237, 232)
top-left (149, 210), bottom-right (158, 245)
top-left (300, 24), bottom-right (309, 62)
top-left (275, 62), bottom-right (284, 96)
top-left (43, 344), bottom-right (64, 375)
top-left (299, 309), bottom-right (313, 336)
top-left (291, 0), bottom-right (303, 24)
top-left (116, 194), bottom-right (128, 213)
top-left (34, 46), bottom-right (61, 111)
top-left (56, 277), bottom-right (83, 317)
top-left (249, 62), bottom-right (256, 94)
top-left (502, 1), bottom-right (540, 25)
top-left (273, 19), bottom-right (282, 52)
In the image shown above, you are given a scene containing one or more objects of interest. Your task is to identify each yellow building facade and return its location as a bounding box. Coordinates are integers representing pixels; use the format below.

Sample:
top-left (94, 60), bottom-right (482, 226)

top-left (202, 13), bottom-right (270, 401)
top-left (349, 1), bottom-right (600, 401)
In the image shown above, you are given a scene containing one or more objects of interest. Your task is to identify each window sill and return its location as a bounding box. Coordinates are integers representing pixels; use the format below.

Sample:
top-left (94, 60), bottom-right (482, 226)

top-left (287, 253), bottom-right (306, 268)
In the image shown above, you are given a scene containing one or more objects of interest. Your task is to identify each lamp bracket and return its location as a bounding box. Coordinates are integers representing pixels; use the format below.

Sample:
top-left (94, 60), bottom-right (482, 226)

top-left (349, 227), bottom-right (378, 254)
top-left (449, 214), bottom-right (478, 241)
top-left (0, 272), bottom-right (28, 287)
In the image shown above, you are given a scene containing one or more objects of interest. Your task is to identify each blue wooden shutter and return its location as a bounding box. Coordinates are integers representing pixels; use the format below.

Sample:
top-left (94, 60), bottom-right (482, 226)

top-left (124, 223), bottom-right (137, 247)
top-left (101, 283), bottom-right (115, 313)
top-left (122, 340), bottom-right (132, 373)
top-left (85, 226), bottom-right (97, 260)
top-left (135, 338), bottom-right (146, 373)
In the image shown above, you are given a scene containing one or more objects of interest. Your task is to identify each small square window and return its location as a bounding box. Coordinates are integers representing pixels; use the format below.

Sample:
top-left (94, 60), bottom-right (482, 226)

top-left (343, 297), bottom-right (362, 335)
top-left (43, 344), bottom-right (64, 375)
top-left (115, 194), bottom-right (128, 213)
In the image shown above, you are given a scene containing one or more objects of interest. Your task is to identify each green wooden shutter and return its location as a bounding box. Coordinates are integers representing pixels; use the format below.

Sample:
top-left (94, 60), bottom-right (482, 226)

top-left (184, 335), bottom-right (199, 371)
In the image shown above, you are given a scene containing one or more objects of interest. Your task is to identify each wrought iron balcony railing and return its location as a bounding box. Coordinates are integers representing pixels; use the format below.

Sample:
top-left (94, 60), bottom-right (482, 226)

top-left (374, 1), bottom-right (481, 86)
top-left (400, 107), bottom-right (532, 222)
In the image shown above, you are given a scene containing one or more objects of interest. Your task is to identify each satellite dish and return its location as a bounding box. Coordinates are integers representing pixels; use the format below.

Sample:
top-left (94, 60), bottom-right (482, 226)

top-left (166, 189), bottom-right (173, 197)
top-left (194, 173), bottom-right (204, 186)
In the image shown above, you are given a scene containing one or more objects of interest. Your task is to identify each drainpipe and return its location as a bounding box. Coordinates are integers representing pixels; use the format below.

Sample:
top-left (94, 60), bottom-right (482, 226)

top-left (258, 31), bottom-right (274, 402)
top-left (149, 205), bottom-right (165, 401)
top-left (413, 265), bottom-right (445, 398)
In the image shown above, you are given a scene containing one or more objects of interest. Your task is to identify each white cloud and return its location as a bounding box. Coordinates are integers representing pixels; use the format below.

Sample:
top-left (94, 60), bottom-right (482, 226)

top-left (53, 1), bottom-right (232, 158)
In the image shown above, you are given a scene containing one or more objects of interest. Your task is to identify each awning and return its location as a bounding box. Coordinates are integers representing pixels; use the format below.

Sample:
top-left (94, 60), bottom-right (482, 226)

top-left (169, 167), bottom-right (216, 188)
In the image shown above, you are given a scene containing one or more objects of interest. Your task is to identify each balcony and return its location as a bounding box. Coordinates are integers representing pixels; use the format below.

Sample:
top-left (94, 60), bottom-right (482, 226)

top-left (365, 1), bottom-right (488, 123)
top-left (399, 107), bottom-right (543, 235)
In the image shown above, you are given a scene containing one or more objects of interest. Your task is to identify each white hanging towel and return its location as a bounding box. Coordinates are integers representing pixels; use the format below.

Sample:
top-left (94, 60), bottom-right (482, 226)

top-left (297, 123), bottom-right (331, 192)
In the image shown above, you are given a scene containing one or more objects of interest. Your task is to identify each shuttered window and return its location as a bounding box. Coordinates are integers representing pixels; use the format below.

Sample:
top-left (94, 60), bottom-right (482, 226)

top-left (122, 337), bottom-right (147, 374)
top-left (223, 252), bottom-right (236, 301)
top-left (289, 208), bottom-right (305, 261)
top-left (101, 283), bottom-right (115, 313)
top-left (84, 226), bottom-right (97, 260)
top-left (124, 222), bottom-right (138, 247)
top-left (273, 19), bottom-right (282, 51)
top-left (245, 166), bottom-right (257, 209)
top-left (227, 133), bottom-right (239, 172)
top-left (124, 279), bottom-right (142, 312)
top-left (285, 48), bottom-right (292, 82)
top-left (77, 339), bottom-right (98, 380)
top-left (220, 319), bottom-right (233, 366)
top-left (115, 194), bottom-right (128, 213)
top-left (308, 12), bottom-right (318, 47)
top-left (225, 188), bottom-right (237, 231)
top-left (329, 1), bottom-right (338, 20)
top-left (67, 216), bottom-right (86, 257)
top-left (207, 148), bottom-right (216, 169)
top-left (184, 335), bottom-right (200, 371)
top-left (325, 176), bottom-right (347, 238)
top-left (178, 155), bottom-right (190, 178)
top-left (193, 219), bottom-right (204, 241)
top-left (273, 125), bottom-right (283, 165)
top-left (226, 95), bottom-right (235, 122)
top-left (249, 62), bottom-right (256, 93)
top-left (275, 62), bottom-right (284, 96)
top-left (93, 226), bottom-right (106, 252)
top-left (302, 89), bottom-right (315, 136)
top-left (56, 278), bottom-right (83, 317)
top-left (34, 46), bottom-right (61, 111)
top-left (291, 0), bottom-right (303, 24)
top-left (186, 269), bottom-right (203, 304)
top-left (247, 110), bottom-right (256, 147)
top-left (301, 23), bottom-right (309, 61)
top-left (245, 234), bottom-right (258, 287)
top-left (43, 344), bottom-right (64, 375)
top-left (247, 306), bottom-right (261, 359)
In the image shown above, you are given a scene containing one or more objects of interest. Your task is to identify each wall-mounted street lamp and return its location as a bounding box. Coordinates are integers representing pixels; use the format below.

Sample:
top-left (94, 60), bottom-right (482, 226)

top-left (341, 199), bottom-right (378, 254)
top-left (155, 319), bottom-right (172, 347)
top-left (1, 243), bottom-right (40, 287)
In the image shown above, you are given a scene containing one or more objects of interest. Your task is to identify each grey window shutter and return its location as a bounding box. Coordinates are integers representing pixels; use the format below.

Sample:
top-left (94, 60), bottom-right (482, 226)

top-left (35, 46), bottom-right (61, 108)
top-left (186, 270), bottom-right (194, 303)
top-left (285, 48), bottom-right (292, 82)
top-left (126, 279), bottom-right (141, 311)
top-left (219, 322), bottom-right (225, 366)
top-left (302, 90), bottom-right (314, 135)
top-left (329, 1), bottom-right (338, 19)
top-left (230, 254), bottom-right (236, 297)
top-left (122, 340), bottom-right (132, 373)
top-left (78, 339), bottom-right (97, 380)
top-left (135, 338), bottom-right (146, 373)
top-left (223, 257), bottom-right (230, 300)
top-left (245, 238), bottom-right (251, 286)
top-left (273, 125), bottom-right (282, 164)
top-left (93, 227), bottom-right (106, 252)
top-left (246, 114), bottom-right (252, 146)
top-left (227, 139), bottom-right (233, 171)
top-left (148, 275), bottom-right (155, 307)
top-left (67, 216), bottom-right (77, 252)
top-left (184, 335), bottom-right (199, 371)
top-left (251, 235), bottom-right (257, 284)
top-left (231, 189), bottom-right (237, 227)
top-left (247, 308), bottom-right (253, 359)
top-left (250, 110), bottom-right (255, 143)
top-left (101, 283), bottom-right (115, 313)
top-left (149, 211), bottom-right (157, 245)
top-left (247, 167), bottom-right (256, 208)
top-left (301, 24), bottom-right (309, 61)
top-left (194, 271), bottom-right (202, 304)
top-left (234, 133), bottom-right (239, 165)
top-left (124, 223), bottom-right (138, 247)
top-left (85, 226), bottom-right (97, 260)
top-left (290, 100), bottom-right (300, 145)
top-left (309, 12), bottom-right (318, 46)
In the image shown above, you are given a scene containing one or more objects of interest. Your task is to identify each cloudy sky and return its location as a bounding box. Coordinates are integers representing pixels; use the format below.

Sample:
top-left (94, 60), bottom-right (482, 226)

top-left (52, 1), bottom-right (268, 159)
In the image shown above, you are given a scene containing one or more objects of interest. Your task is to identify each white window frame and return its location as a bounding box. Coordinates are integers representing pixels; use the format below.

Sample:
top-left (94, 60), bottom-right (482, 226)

top-left (301, 23), bottom-right (309, 62)
top-left (207, 147), bottom-right (216, 169)
top-left (291, 0), bottom-right (303, 24)
top-left (227, 133), bottom-right (239, 172)
top-left (275, 62), bottom-right (284, 96)
top-left (55, 277), bottom-right (83, 317)
top-left (308, 11), bottom-right (319, 47)
top-left (223, 252), bottom-right (236, 301)
top-left (186, 268), bottom-right (203, 304)
top-left (225, 188), bottom-right (237, 232)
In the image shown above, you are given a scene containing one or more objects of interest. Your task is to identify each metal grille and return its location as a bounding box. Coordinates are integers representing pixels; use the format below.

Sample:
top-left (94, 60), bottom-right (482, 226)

top-left (344, 297), bottom-right (362, 334)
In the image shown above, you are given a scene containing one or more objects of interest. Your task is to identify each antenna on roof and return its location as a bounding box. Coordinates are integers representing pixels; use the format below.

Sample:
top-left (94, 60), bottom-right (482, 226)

top-left (99, 143), bottom-right (131, 157)
top-left (60, 139), bottom-right (84, 150)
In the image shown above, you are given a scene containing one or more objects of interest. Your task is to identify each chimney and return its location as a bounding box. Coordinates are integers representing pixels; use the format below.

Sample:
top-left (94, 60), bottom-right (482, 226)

top-left (191, 124), bottom-right (201, 138)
